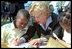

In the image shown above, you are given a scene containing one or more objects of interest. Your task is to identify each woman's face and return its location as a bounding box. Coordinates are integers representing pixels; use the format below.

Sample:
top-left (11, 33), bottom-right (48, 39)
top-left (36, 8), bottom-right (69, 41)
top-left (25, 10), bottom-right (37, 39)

top-left (33, 9), bottom-right (50, 24)
top-left (16, 14), bottom-right (28, 29)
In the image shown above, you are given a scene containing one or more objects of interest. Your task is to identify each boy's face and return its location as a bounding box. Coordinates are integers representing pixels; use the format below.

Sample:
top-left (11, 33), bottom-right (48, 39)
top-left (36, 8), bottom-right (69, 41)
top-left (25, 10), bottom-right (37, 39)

top-left (16, 14), bottom-right (28, 29)
top-left (59, 12), bottom-right (71, 33)
top-left (60, 22), bottom-right (71, 33)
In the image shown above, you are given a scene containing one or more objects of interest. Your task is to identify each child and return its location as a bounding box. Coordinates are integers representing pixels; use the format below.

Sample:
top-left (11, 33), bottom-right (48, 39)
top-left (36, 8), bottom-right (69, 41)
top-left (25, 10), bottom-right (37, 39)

top-left (59, 12), bottom-right (71, 45)
top-left (1, 9), bottom-right (30, 47)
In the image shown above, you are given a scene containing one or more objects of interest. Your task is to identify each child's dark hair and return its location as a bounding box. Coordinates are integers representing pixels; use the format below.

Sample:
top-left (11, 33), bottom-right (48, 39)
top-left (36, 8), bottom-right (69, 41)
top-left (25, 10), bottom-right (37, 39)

top-left (16, 9), bottom-right (30, 20)
top-left (59, 12), bottom-right (71, 32)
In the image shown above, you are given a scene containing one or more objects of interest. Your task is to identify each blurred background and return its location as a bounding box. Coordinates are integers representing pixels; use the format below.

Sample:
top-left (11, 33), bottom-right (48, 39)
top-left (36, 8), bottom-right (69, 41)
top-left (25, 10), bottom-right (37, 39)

top-left (1, 1), bottom-right (71, 26)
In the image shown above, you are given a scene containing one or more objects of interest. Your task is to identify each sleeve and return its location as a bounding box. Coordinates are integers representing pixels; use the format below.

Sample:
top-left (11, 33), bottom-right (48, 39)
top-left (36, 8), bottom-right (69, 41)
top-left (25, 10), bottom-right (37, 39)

top-left (52, 24), bottom-right (63, 40)
top-left (39, 37), bottom-right (48, 42)
top-left (1, 25), bottom-right (14, 45)
top-left (21, 25), bottom-right (36, 42)
top-left (1, 26), bottom-right (8, 43)
top-left (52, 14), bottom-right (63, 40)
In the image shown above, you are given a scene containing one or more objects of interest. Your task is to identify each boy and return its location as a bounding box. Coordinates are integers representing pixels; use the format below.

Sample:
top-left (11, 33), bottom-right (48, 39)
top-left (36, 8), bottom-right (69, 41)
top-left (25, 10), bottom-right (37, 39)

top-left (1, 9), bottom-right (30, 47)
top-left (59, 12), bottom-right (71, 45)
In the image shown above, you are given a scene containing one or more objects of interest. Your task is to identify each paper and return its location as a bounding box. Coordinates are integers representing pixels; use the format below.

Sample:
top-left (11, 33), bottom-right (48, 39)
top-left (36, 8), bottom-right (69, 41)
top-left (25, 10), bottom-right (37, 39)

top-left (46, 37), bottom-right (71, 48)
top-left (8, 43), bottom-right (32, 48)
top-left (8, 42), bottom-right (40, 48)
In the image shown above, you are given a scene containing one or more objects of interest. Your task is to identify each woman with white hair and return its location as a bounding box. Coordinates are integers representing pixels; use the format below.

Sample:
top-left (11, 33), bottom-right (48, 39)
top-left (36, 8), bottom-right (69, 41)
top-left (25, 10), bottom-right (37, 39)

top-left (22, 1), bottom-right (63, 48)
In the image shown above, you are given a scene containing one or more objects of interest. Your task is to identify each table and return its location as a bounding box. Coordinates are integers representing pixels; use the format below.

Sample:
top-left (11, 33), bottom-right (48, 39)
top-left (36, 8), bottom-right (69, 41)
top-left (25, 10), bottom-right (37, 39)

top-left (1, 37), bottom-right (71, 48)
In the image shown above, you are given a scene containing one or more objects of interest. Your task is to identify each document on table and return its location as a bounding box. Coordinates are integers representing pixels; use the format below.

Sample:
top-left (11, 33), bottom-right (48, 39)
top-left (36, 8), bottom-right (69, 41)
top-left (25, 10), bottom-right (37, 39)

top-left (8, 43), bottom-right (33, 48)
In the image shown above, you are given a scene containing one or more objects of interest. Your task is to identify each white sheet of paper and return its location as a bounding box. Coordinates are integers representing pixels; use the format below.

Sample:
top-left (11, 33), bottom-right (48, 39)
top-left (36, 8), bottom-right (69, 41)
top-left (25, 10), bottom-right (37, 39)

top-left (8, 43), bottom-right (32, 48)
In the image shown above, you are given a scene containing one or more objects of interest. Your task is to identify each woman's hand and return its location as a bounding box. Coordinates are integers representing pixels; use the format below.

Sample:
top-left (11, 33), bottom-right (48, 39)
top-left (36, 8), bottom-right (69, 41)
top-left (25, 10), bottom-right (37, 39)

top-left (28, 38), bottom-right (41, 48)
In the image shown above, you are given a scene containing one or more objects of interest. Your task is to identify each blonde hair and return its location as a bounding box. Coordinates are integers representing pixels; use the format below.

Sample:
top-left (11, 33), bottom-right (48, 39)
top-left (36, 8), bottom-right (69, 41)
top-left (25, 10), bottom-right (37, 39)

top-left (29, 1), bottom-right (51, 16)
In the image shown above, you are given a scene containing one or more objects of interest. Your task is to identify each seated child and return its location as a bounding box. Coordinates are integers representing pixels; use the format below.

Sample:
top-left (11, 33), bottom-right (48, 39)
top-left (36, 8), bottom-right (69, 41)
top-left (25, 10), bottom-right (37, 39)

top-left (1, 9), bottom-right (30, 47)
top-left (59, 12), bottom-right (71, 45)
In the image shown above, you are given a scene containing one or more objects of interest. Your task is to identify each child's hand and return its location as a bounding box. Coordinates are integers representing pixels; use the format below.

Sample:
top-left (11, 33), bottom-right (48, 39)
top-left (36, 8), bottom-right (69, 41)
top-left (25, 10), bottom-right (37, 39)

top-left (12, 38), bottom-right (20, 46)
top-left (12, 38), bottom-right (25, 46)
